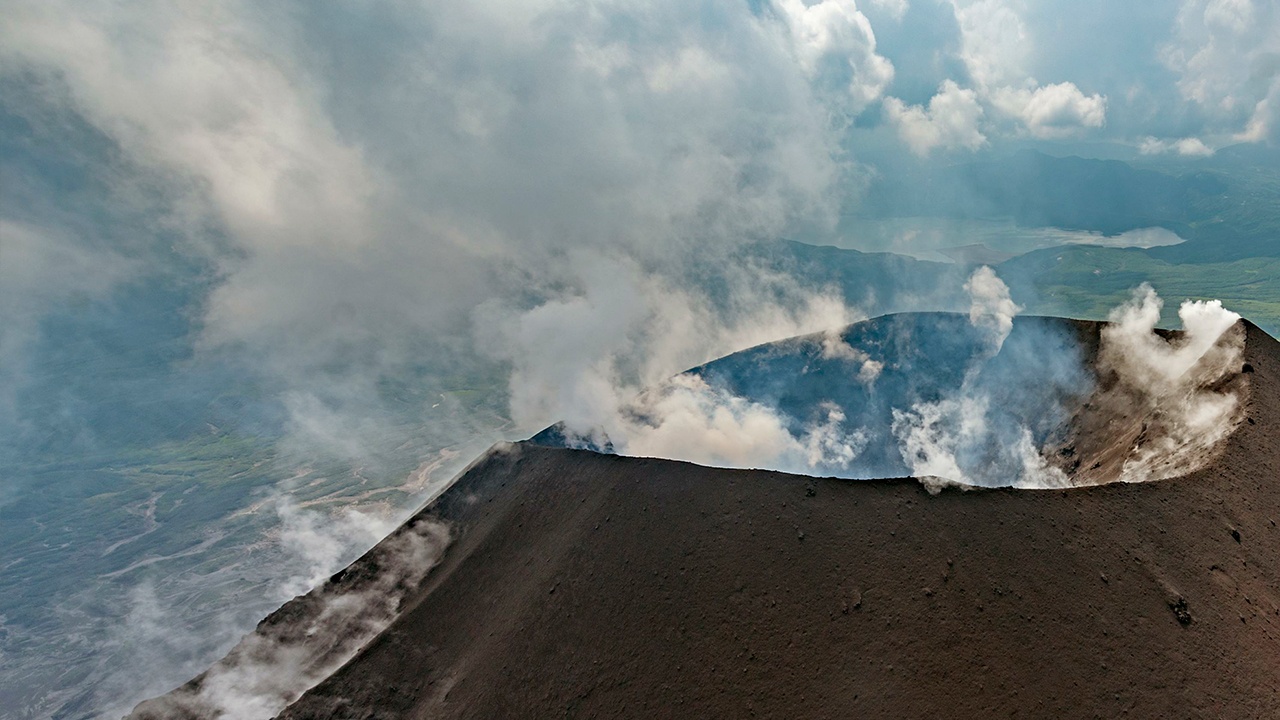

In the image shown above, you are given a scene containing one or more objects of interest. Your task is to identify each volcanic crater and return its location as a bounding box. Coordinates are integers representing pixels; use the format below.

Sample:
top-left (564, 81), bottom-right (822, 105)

top-left (131, 315), bottom-right (1278, 719)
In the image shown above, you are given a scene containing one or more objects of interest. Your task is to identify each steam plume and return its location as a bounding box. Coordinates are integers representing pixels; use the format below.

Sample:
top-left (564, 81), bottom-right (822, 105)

top-left (1098, 284), bottom-right (1245, 483)
top-left (965, 265), bottom-right (1022, 354)
top-left (891, 267), bottom-right (1071, 488)
top-left (484, 255), bottom-right (871, 475)
top-left (130, 517), bottom-right (449, 720)
top-left (891, 276), bottom-right (1248, 489)
top-left (514, 265), bottom-right (1249, 490)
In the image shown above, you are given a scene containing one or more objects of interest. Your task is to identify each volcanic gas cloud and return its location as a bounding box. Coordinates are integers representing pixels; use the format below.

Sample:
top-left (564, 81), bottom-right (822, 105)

top-left (538, 271), bottom-right (1248, 490)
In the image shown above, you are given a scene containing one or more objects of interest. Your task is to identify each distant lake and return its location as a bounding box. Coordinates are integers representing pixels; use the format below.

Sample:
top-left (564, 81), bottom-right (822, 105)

top-left (829, 217), bottom-right (1185, 263)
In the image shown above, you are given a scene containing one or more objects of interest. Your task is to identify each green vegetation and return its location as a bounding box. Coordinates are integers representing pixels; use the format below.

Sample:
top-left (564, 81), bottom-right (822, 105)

top-left (1000, 245), bottom-right (1280, 333)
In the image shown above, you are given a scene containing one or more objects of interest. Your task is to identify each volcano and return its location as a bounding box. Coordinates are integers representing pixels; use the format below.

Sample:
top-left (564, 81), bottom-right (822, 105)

top-left (130, 316), bottom-right (1279, 719)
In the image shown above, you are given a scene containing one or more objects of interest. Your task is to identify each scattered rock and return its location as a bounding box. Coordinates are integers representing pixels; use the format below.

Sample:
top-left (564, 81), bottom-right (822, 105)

top-left (1231, 528), bottom-right (1242, 543)
top-left (1169, 597), bottom-right (1193, 626)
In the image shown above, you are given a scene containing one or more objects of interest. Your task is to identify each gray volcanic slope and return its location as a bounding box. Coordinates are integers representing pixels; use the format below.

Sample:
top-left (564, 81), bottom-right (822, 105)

top-left (137, 320), bottom-right (1280, 719)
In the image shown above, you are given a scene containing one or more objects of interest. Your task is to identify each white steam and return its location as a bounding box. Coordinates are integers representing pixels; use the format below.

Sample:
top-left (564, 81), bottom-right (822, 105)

top-left (616, 375), bottom-right (867, 474)
top-left (503, 263), bottom-right (1248, 490)
top-left (130, 517), bottom-right (449, 720)
top-left (894, 276), bottom-right (1247, 490)
top-left (273, 500), bottom-right (402, 600)
top-left (964, 264), bottom-right (1022, 354)
top-left (892, 267), bottom-right (1068, 488)
top-left (1099, 284), bottom-right (1245, 483)
top-left (2, 2), bottom-right (900, 713)
top-left (2, 2), bottom-right (1262, 718)
top-left (1102, 284), bottom-right (1241, 394)
top-left (483, 255), bottom-right (871, 474)
top-left (820, 331), bottom-right (885, 383)
top-left (893, 394), bottom-right (988, 485)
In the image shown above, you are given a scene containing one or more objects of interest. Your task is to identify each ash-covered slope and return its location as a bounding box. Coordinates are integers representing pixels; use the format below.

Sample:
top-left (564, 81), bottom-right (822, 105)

top-left (260, 322), bottom-right (1280, 719)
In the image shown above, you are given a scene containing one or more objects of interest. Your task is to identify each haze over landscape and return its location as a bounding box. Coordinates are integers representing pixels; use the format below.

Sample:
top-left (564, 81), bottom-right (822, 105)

top-left (3, 1), bottom-right (1280, 717)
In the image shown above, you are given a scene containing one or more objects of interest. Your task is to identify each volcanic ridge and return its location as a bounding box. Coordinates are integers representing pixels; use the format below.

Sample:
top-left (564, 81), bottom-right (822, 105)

top-left (130, 314), bottom-right (1279, 719)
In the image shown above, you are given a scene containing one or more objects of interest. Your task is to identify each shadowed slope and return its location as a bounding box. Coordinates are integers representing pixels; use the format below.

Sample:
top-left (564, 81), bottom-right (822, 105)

top-left (271, 322), bottom-right (1280, 719)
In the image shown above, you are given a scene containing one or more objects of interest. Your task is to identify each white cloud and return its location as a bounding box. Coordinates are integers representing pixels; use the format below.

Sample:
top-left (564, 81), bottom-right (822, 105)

top-left (865, 0), bottom-right (909, 21)
top-left (1138, 135), bottom-right (1216, 156)
top-left (883, 79), bottom-right (986, 154)
top-left (946, 1), bottom-right (1107, 137)
top-left (992, 81), bottom-right (1107, 138)
top-left (1164, 0), bottom-right (1280, 142)
top-left (1204, 0), bottom-right (1256, 33)
top-left (1233, 99), bottom-right (1275, 142)
top-left (948, 0), bottom-right (1030, 90)
top-left (777, 0), bottom-right (896, 112)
